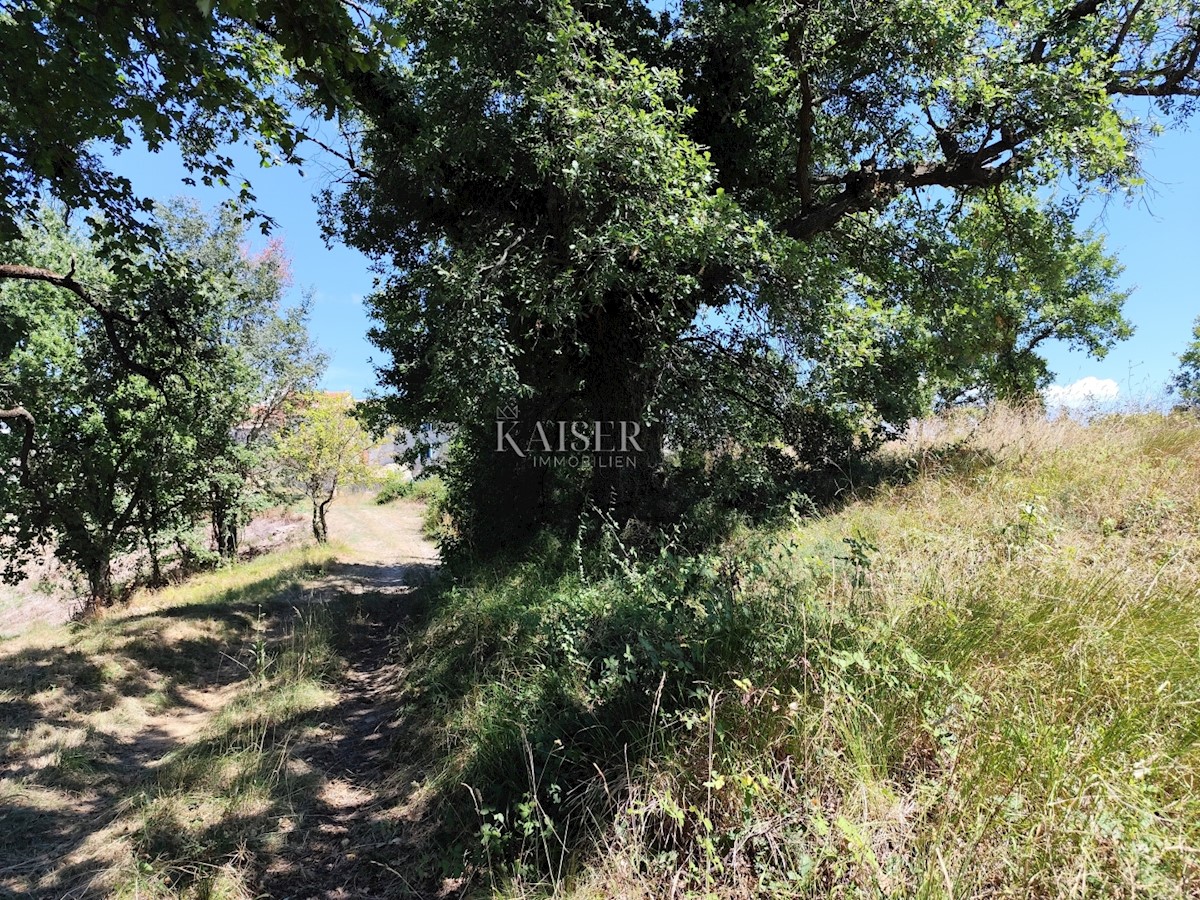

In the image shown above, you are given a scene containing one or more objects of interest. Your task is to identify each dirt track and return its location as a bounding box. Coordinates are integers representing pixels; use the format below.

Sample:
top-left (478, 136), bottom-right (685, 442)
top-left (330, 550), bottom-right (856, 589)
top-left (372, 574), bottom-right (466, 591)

top-left (264, 496), bottom-right (442, 899)
top-left (0, 494), bottom-right (440, 899)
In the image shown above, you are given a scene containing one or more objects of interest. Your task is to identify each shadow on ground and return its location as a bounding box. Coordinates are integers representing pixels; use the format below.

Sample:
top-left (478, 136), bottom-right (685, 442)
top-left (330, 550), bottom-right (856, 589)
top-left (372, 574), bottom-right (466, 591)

top-left (2, 556), bottom-right (678, 899)
top-left (0, 555), bottom-right (422, 897)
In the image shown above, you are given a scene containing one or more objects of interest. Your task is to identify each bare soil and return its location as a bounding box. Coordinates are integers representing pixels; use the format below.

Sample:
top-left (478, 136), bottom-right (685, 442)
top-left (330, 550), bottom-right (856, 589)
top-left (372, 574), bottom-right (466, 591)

top-left (259, 499), bottom-right (441, 899)
top-left (0, 507), bottom-right (311, 638)
top-left (0, 495), bottom-right (440, 898)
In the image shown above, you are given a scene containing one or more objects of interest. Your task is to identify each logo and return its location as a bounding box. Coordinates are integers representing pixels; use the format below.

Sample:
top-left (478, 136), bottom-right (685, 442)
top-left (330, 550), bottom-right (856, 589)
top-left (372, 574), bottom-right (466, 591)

top-left (494, 407), bottom-right (644, 468)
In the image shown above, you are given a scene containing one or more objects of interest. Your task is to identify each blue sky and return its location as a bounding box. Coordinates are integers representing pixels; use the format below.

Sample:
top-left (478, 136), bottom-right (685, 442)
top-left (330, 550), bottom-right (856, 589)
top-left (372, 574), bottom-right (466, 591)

top-left (1042, 126), bottom-right (1200, 404)
top-left (106, 142), bottom-right (380, 396)
top-left (105, 125), bottom-right (1200, 404)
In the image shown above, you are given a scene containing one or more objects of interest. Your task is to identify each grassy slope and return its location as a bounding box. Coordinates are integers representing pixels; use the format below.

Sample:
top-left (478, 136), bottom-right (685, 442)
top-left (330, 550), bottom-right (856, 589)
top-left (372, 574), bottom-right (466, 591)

top-left (0, 493), bottom-right (442, 900)
top-left (1, 414), bottom-right (1197, 899)
top-left (391, 410), bottom-right (1200, 899)
top-left (0, 545), bottom-right (344, 898)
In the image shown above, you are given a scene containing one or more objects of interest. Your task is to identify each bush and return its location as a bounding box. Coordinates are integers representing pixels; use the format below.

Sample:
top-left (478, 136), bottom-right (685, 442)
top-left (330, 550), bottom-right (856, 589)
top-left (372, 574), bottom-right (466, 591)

top-left (377, 471), bottom-right (445, 504)
top-left (388, 517), bottom-right (972, 894)
top-left (374, 471), bottom-right (450, 543)
top-left (375, 470), bottom-right (415, 504)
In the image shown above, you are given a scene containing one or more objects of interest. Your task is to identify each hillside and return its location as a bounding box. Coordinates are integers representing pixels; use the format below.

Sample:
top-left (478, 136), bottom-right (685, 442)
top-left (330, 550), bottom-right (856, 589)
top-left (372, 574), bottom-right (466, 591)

top-left (388, 408), bottom-right (1200, 899)
top-left (2, 410), bottom-right (1199, 898)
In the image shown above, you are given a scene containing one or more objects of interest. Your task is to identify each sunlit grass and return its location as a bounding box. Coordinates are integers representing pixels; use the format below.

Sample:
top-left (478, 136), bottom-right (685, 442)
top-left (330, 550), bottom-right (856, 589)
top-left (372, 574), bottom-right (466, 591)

top-left (3, 410), bottom-right (1198, 897)
top-left (119, 609), bottom-right (341, 899)
top-left (0, 540), bottom-right (342, 898)
top-left (123, 542), bottom-right (345, 612)
top-left (392, 407), bottom-right (1200, 899)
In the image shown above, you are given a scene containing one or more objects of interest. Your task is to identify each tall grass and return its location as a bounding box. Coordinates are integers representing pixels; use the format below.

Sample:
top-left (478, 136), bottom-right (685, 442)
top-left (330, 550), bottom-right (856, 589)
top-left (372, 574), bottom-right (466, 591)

top-left (391, 407), bottom-right (1200, 898)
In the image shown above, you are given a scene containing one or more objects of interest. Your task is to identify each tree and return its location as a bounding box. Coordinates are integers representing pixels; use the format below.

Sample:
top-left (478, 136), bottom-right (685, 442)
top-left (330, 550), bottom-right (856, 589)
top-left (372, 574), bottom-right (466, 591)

top-left (207, 298), bottom-right (328, 558)
top-left (0, 0), bottom-right (374, 426)
top-left (274, 392), bottom-right (375, 543)
top-left (0, 201), bottom-right (324, 605)
top-left (326, 0), bottom-right (1198, 554)
top-left (0, 208), bottom-right (250, 606)
top-left (152, 200), bottom-right (327, 559)
top-left (911, 191), bottom-right (1133, 405)
top-left (1169, 315), bottom-right (1200, 410)
top-left (0, 0), bottom-right (377, 247)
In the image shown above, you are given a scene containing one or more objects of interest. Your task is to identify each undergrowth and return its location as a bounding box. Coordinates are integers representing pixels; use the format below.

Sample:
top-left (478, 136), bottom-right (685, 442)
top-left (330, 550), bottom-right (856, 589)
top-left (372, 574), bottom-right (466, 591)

top-left (4, 408), bottom-right (1198, 899)
top-left (387, 408), bottom-right (1200, 898)
top-left (376, 473), bottom-right (445, 507)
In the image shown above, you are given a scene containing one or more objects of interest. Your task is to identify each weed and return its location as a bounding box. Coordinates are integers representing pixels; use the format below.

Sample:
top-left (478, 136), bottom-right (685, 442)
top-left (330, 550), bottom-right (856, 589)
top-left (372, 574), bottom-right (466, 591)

top-left (388, 407), bottom-right (1200, 898)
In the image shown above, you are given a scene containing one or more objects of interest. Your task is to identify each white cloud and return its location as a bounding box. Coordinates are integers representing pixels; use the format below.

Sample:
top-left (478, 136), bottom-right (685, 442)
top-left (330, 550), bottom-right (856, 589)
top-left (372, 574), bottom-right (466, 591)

top-left (1043, 376), bottom-right (1120, 410)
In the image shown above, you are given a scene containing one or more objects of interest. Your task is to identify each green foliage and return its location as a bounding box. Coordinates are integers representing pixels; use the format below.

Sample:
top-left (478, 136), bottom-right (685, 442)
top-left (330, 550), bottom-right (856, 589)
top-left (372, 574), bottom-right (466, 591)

top-left (329, 0), bottom-right (1193, 551)
top-left (0, 210), bottom-right (225, 603)
top-left (375, 471), bottom-right (445, 505)
top-left (153, 201), bottom-right (328, 559)
top-left (0, 203), bottom-right (320, 606)
top-left (911, 190), bottom-right (1133, 404)
top-left (383, 520), bottom-right (833, 852)
top-left (374, 470), bottom-right (415, 505)
top-left (274, 392), bottom-right (376, 543)
top-left (1170, 315), bottom-right (1200, 410)
top-left (0, 0), bottom-right (380, 248)
top-left (390, 522), bottom-right (974, 891)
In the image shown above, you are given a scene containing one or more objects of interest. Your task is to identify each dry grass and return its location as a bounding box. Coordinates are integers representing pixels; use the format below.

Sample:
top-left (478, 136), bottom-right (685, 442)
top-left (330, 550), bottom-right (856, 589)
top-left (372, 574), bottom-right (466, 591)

top-left (0, 506), bottom-right (311, 640)
top-left (0, 544), bottom-right (341, 898)
top-left (433, 407), bottom-right (1200, 899)
top-left (3, 417), bottom-right (1198, 898)
top-left (624, 407), bottom-right (1198, 899)
top-left (0, 496), bottom-right (439, 899)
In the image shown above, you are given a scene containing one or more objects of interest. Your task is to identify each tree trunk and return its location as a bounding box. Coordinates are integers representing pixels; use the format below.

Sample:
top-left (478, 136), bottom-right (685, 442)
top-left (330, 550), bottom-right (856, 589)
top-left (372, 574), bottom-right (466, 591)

top-left (575, 295), bottom-right (666, 523)
top-left (225, 520), bottom-right (239, 558)
top-left (211, 489), bottom-right (241, 559)
top-left (459, 292), bottom-right (669, 557)
top-left (85, 558), bottom-right (114, 612)
top-left (213, 513), bottom-right (239, 558)
top-left (145, 528), bottom-right (164, 588)
top-left (312, 495), bottom-right (331, 543)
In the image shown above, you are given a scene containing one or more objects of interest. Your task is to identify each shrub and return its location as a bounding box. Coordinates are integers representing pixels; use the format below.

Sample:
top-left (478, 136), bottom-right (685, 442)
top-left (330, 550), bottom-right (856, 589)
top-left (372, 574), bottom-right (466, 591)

top-left (375, 470), bottom-right (415, 504)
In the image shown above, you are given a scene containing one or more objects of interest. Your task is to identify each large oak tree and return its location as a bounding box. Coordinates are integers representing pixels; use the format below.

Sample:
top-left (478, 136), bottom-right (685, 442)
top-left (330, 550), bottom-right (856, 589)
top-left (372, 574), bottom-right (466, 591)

top-left (326, 0), bottom-right (1197, 553)
top-left (4, 1), bottom-right (1196, 555)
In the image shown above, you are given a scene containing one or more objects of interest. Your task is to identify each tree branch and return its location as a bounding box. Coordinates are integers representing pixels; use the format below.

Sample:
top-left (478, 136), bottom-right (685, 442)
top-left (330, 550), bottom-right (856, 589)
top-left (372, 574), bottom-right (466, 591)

top-left (1107, 0), bottom-right (1147, 59)
top-left (0, 406), bottom-right (35, 485)
top-left (797, 70), bottom-right (815, 210)
top-left (784, 137), bottom-right (1020, 240)
top-left (0, 263), bottom-right (163, 385)
top-left (1110, 30), bottom-right (1200, 95)
top-left (1029, 0), bottom-right (1105, 62)
top-left (298, 131), bottom-right (375, 182)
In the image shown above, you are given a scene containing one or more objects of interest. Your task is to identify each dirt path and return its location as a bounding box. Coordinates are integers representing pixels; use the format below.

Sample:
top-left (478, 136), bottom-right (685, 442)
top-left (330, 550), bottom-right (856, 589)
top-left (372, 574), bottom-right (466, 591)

top-left (0, 495), bottom-right (440, 899)
top-left (316, 497), bottom-right (440, 595)
top-left (261, 497), bottom-right (441, 899)
top-left (130, 498), bottom-right (438, 776)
